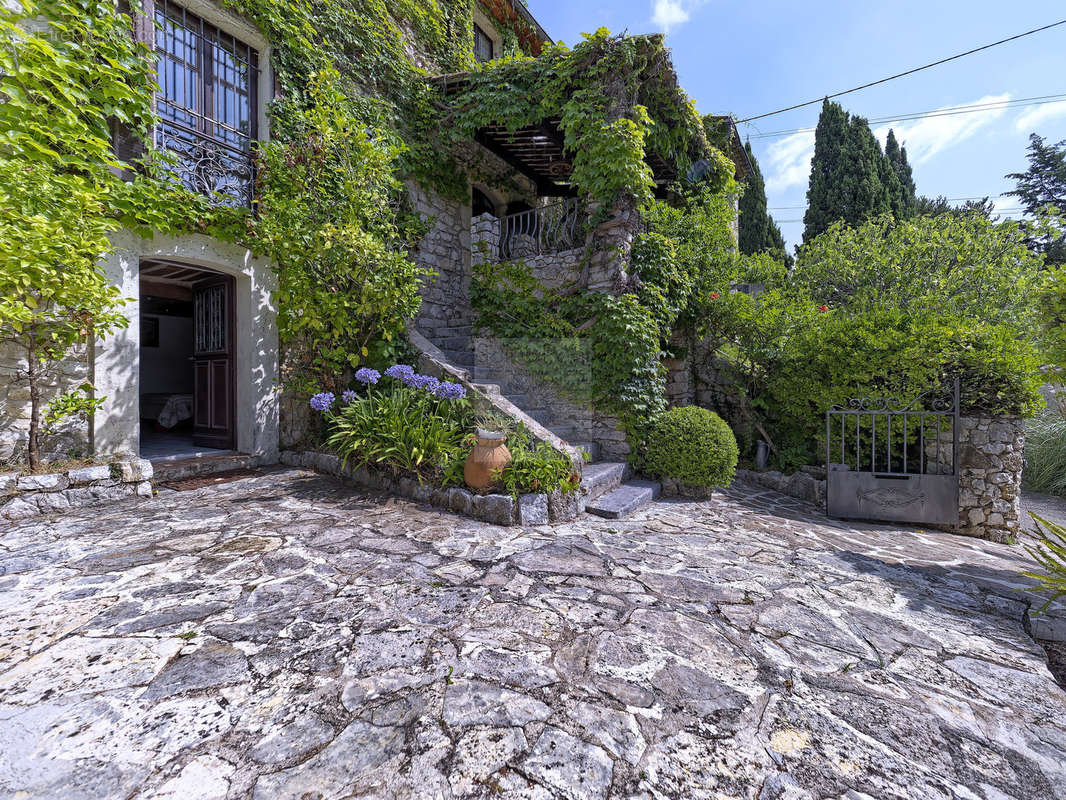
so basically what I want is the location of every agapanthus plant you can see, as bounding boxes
[310,392,335,413]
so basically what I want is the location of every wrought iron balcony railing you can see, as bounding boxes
[500,199,585,261]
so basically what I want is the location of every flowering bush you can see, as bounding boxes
[309,365,574,495]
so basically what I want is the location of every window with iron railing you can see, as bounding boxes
[473,23,494,63]
[154,0,259,208]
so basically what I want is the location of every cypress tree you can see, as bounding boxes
[803,100,851,242]
[738,140,770,254]
[803,101,893,241]
[738,140,793,267]
[884,129,917,218]
[844,116,892,224]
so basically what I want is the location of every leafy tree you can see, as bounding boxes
[738,141,792,267]
[803,101,892,241]
[792,213,1043,328]
[914,195,995,218]
[1006,134,1066,264]
[884,129,917,218]
[0,0,152,468]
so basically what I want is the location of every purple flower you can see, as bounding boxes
[355,367,380,385]
[385,364,415,380]
[433,381,466,400]
[410,374,441,393]
[309,392,335,413]
[341,389,357,404]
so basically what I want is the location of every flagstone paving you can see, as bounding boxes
[1,467,1065,800]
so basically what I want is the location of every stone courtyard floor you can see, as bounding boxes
[1,468,1065,800]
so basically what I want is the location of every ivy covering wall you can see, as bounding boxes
[3,0,737,448]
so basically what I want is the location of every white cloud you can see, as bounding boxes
[764,130,816,193]
[873,94,1010,165]
[1014,101,1066,133]
[651,0,704,32]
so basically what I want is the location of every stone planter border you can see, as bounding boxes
[0,459,154,521]
[280,450,579,526]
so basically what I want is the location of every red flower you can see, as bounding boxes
[711,292,720,299]
[819,305,829,312]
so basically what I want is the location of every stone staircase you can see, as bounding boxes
[468,362,661,521]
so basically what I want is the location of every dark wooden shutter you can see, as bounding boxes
[111,0,155,171]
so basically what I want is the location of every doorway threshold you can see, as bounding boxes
[151,451,259,483]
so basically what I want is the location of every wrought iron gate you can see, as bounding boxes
[826,380,959,526]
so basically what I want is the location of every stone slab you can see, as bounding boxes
[586,480,661,519]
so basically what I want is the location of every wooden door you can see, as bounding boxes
[192,276,235,449]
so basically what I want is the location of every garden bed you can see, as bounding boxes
[280,450,578,526]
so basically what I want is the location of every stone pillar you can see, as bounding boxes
[954,416,1025,543]
[584,197,641,293]
[470,213,500,267]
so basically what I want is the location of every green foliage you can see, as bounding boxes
[1023,515,1066,612]
[1040,263,1066,381]
[642,406,739,488]
[0,1,145,468]
[792,214,1044,328]
[43,386,105,433]
[703,212,1046,468]
[803,101,907,242]
[471,259,666,429]
[256,70,429,387]
[326,380,474,483]
[884,130,917,219]
[1023,412,1066,497]
[492,425,580,498]
[444,29,723,211]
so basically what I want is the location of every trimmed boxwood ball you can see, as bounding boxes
[644,407,739,488]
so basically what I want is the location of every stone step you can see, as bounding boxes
[581,461,627,501]
[152,453,259,483]
[586,480,661,520]
[502,394,531,409]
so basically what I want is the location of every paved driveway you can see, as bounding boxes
[1,468,1064,799]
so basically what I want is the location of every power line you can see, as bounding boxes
[769,196,1012,209]
[737,18,1066,123]
[746,94,1066,140]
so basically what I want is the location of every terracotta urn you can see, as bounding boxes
[464,429,511,490]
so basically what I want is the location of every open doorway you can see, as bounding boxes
[139,260,236,460]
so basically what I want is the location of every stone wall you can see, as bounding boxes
[1,458,154,521]
[0,341,92,466]
[472,336,629,461]
[951,416,1025,544]
[411,182,473,352]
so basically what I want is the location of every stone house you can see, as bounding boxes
[1,0,744,482]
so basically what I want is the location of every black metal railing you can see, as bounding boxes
[499,199,584,260]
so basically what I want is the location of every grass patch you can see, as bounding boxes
[1024,412,1066,496]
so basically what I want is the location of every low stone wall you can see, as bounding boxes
[1,459,154,521]
[280,450,579,526]
[735,467,827,507]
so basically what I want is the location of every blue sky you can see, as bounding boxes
[529,0,1066,250]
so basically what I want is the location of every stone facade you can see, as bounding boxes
[470,213,584,292]
[411,182,474,357]
[0,341,92,465]
[951,416,1025,543]
[0,458,154,521]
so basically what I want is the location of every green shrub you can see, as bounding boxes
[491,424,581,498]
[1023,515,1066,612]
[1024,412,1066,496]
[643,406,739,488]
